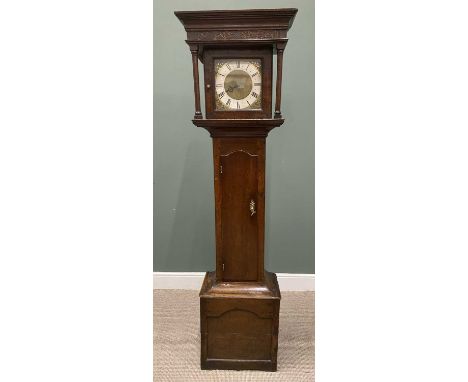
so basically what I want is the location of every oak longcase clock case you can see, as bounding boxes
[175,8,297,372]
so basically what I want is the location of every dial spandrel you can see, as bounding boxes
[214,59,262,111]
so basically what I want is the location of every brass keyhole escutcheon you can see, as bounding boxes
[249,200,256,216]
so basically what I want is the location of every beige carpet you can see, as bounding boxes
[154,289,315,381]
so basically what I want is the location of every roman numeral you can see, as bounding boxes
[251,92,258,98]
[226,63,231,70]
[246,64,250,70]
[252,72,258,77]
[226,99,231,106]
[218,91,225,98]
[247,100,251,106]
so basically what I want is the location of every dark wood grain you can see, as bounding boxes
[175,8,297,47]
[175,8,297,372]
[274,42,286,119]
[192,118,284,138]
[213,138,266,283]
[220,150,259,281]
[189,44,203,119]
[200,271,280,371]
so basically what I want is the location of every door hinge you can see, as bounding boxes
[222,263,225,271]
[220,165,223,174]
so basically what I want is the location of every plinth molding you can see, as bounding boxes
[153,272,315,291]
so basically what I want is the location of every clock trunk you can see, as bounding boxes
[214,138,265,282]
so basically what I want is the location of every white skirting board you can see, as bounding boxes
[153,272,315,291]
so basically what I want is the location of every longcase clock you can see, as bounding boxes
[175,8,298,372]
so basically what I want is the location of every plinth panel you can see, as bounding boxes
[206,309,272,360]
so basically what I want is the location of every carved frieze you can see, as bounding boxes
[188,30,286,41]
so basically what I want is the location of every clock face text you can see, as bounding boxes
[214,59,262,110]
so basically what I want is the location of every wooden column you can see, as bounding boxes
[274,43,286,119]
[190,44,203,119]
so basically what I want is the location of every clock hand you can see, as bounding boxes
[226,83,239,93]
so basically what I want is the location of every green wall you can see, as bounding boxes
[154,0,314,273]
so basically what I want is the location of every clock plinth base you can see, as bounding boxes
[199,271,281,372]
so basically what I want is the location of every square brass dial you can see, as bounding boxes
[214,59,262,111]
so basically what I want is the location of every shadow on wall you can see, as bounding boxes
[167,139,215,271]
